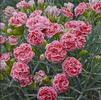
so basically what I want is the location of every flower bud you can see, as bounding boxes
[40,54,45,61]
[0,60,6,71]
[0,22,5,30]
[94,55,101,62]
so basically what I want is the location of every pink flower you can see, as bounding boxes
[0,60,6,71]
[45,6,60,17]
[29,10,42,18]
[61,7,73,18]
[19,75,32,87]
[3,6,16,17]
[10,62,32,87]
[9,12,27,27]
[8,35,18,45]
[65,20,92,36]
[34,70,46,84]
[0,35,6,44]
[64,2,74,10]
[74,2,88,17]
[0,52,10,62]
[45,40,67,63]
[62,57,82,77]
[14,43,34,63]
[60,30,86,51]
[43,23,62,38]
[91,2,101,14]
[27,30,44,46]
[37,86,57,100]
[0,22,5,30]
[60,33,77,51]
[26,15,50,31]
[28,0,35,6]
[16,0,30,9]
[53,73,69,93]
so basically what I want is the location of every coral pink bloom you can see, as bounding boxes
[74,2,88,17]
[26,15,50,31]
[0,35,6,44]
[10,62,32,87]
[60,30,86,51]
[14,43,34,63]
[9,12,27,27]
[61,7,73,18]
[91,2,101,14]
[60,33,77,51]
[62,57,82,77]
[16,0,30,9]
[37,86,57,100]
[53,73,69,93]
[45,40,67,63]
[65,20,92,36]
[8,35,18,45]
[27,30,44,46]
[43,23,62,38]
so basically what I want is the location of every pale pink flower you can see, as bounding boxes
[27,30,44,46]
[28,0,35,6]
[53,73,69,93]
[37,86,57,100]
[74,2,88,17]
[16,0,30,9]
[8,35,18,45]
[0,35,6,44]
[0,23,5,30]
[9,12,27,27]
[34,70,46,84]
[3,6,16,17]
[62,57,82,77]
[64,2,74,10]
[61,7,73,18]
[0,60,6,71]
[14,43,34,63]
[10,62,32,87]
[45,6,60,17]
[45,40,67,63]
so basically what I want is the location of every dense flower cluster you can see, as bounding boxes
[1,0,100,99]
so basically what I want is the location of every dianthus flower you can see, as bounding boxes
[37,86,57,100]
[62,57,82,77]
[14,43,34,63]
[53,73,69,93]
[45,40,67,63]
